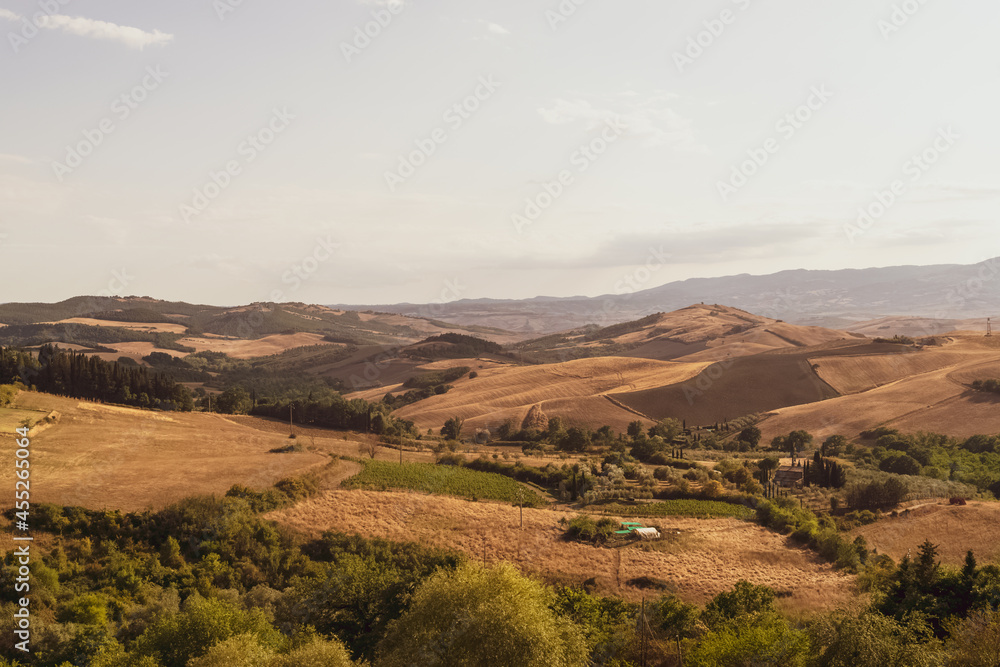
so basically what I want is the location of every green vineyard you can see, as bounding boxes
[600,499,755,520]
[343,460,545,507]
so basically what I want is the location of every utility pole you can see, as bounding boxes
[988,318,993,337]
[639,598,648,667]
[289,405,294,437]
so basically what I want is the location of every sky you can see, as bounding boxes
[1,0,998,307]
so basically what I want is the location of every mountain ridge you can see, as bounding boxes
[332,257,1000,334]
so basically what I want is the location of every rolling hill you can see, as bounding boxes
[379,306,1000,436]
[514,303,858,363]
[390,356,711,432]
[0,297,520,361]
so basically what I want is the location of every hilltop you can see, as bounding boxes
[514,303,857,363]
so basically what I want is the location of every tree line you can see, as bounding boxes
[0,344,193,410]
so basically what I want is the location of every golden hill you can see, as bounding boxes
[392,356,710,432]
[758,334,1000,442]
[521,304,858,364]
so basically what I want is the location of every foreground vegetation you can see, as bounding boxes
[4,475,1000,665]
[341,459,544,507]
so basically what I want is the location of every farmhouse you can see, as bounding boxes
[773,465,804,488]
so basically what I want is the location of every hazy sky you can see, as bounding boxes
[1,0,998,307]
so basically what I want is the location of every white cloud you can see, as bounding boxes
[0,154,34,165]
[486,22,509,35]
[0,10,172,50]
[538,92,704,152]
[39,14,172,49]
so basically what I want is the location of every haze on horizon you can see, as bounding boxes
[1,0,998,307]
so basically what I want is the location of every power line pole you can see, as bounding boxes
[289,405,294,437]
[639,598,647,667]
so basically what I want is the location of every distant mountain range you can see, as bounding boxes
[334,257,1000,335]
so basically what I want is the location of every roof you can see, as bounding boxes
[773,466,804,484]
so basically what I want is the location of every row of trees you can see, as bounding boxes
[0,344,193,410]
[251,395,417,437]
[803,452,848,489]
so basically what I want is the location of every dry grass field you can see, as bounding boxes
[550,305,856,365]
[0,406,50,431]
[847,316,991,338]
[853,502,1000,565]
[176,332,340,358]
[93,342,186,363]
[347,358,513,402]
[392,356,709,431]
[268,489,854,612]
[44,318,189,334]
[812,349,972,395]
[760,335,1000,441]
[0,392,329,512]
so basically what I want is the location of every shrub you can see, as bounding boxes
[653,466,674,481]
[566,515,617,543]
[845,477,908,510]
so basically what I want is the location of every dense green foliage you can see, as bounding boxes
[0,345,192,410]
[803,452,847,489]
[873,335,916,344]
[6,467,1000,666]
[564,515,618,543]
[463,456,579,492]
[403,333,503,359]
[402,366,470,390]
[342,460,545,506]
[852,428,1000,496]
[251,395,410,434]
[376,562,589,667]
[0,323,190,351]
[144,347,356,397]
[440,416,464,440]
